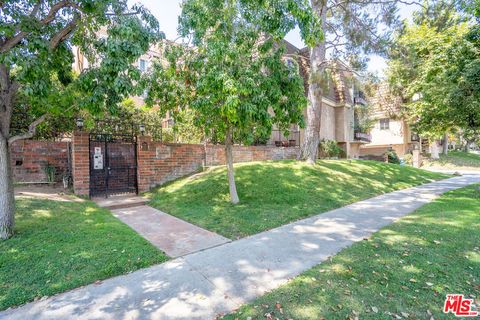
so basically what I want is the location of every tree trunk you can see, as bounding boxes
[442,132,448,155]
[0,136,15,239]
[0,64,16,240]
[299,0,327,164]
[225,127,239,204]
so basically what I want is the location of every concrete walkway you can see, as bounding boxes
[111,206,230,257]
[2,175,478,320]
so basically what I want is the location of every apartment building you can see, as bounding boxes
[270,41,371,158]
[359,83,420,158]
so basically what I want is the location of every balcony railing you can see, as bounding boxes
[268,130,300,147]
[354,96,368,106]
[354,90,368,106]
[354,131,372,143]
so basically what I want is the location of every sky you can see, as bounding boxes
[132,0,419,76]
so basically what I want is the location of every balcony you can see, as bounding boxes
[269,130,300,147]
[354,131,372,143]
[354,91,368,106]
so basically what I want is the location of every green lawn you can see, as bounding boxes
[224,184,480,320]
[0,196,168,311]
[148,160,448,239]
[423,151,480,171]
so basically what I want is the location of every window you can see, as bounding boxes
[379,118,390,130]
[139,59,149,73]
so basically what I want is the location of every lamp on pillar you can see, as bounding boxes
[139,124,146,135]
[76,118,84,130]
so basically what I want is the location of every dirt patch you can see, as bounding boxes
[14,184,83,202]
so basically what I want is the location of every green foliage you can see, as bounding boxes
[146,0,318,147]
[387,2,479,141]
[384,149,400,164]
[354,105,375,133]
[0,197,167,310]
[225,184,480,319]
[403,153,413,165]
[148,160,447,239]
[319,140,344,158]
[44,163,56,183]
[1,0,161,136]
[178,0,323,47]
[161,109,204,144]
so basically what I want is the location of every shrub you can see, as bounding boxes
[403,153,413,165]
[320,140,344,158]
[385,150,400,164]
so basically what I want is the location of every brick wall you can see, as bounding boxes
[72,131,90,196]
[11,134,300,196]
[137,136,205,192]
[10,140,69,183]
[206,145,299,166]
[137,136,299,192]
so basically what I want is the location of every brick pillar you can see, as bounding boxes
[137,135,153,193]
[412,149,422,168]
[72,131,90,196]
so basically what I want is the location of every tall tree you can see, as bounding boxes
[147,0,322,204]
[387,1,477,148]
[299,0,403,163]
[0,0,160,239]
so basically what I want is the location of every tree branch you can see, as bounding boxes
[49,15,80,49]
[8,114,48,144]
[0,1,82,53]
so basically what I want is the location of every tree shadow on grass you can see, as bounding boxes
[0,197,167,311]
[149,160,448,239]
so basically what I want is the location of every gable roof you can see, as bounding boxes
[282,40,354,106]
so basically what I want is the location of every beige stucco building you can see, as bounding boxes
[359,83,420,158]
[269,41,371,159]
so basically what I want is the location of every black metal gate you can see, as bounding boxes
[89,133,138,198]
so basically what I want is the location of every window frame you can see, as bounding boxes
[379,118,390,130]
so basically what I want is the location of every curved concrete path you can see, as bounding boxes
[2,175,478,320]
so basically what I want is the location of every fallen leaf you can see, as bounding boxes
[372,306,379,313]
[409,278,417,283]
[426,282,434,286]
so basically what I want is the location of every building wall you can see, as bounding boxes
[368,118,405,145]
[320,104,336,141]
[135,136,300,193]
[360,118,413,157]
[10,140,70,183]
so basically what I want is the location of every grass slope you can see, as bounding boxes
[423,151,480,171]
[0,197,168,311]
[225,184,480,320]
[149,160,447,239]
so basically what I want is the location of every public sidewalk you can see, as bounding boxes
[2,175,478,320]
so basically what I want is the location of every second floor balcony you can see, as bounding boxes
[354,90,368,106]
[354,130,372,143]
[268,129,301,147]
